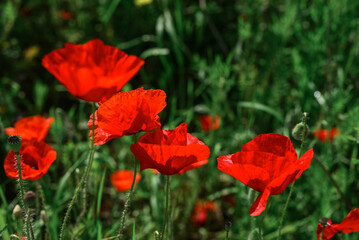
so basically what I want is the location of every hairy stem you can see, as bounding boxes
[37,182,51,240]
[277,113,308,240]
[117,134,138,239]
[15,152,31,240]
[161,175,170,240]
[59,102,97,240]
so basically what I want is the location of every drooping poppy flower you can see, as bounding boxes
[5,115,54,142]
[199,115,221,132]
[130,123,210,175]
[191,201,217,227]
[217,133,313,216]
[110,170,141,192]
[88,87,166,145]
[316,209,359,240]
[42,39,144,102]
[4,141,57,181]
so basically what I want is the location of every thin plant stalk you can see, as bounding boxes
[161,175,170,240]
[27,208,35,240]
[15,152,31,240]
[258,197,271,240]
[277,113,308,240]
[117,134,138,239]
[59,102,97,240]
[37,182,51,240]
[225,231,229,240]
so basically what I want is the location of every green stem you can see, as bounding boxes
[59,102,97,240]
[37,182,51,240]
[15,152,31,240]
[161,175,170,240]
[27,208,35,240]
[117,134,138,239]
[225,231,229,240]
[258,197,270,240]
[277,113,308,240]
[320,224,325,240]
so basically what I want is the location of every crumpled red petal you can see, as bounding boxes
[89,88,166,145]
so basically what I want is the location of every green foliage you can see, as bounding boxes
[1,0,359,239]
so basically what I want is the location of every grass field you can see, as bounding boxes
[1,0,359,239]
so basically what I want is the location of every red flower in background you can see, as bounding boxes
[60,10,72,20]
[42,39,144,102]
[313,127,340,143]
[4,142,57,180]
[217,133,313,216]
[199,115,221,131]
[191,201,216,226]
[313,129,328,142]
[110,170,141,192]
[88,88,166,145]
[328,127,340,142]
[5,115,54,142]
[316,209,359,240]
[131,123,210,175]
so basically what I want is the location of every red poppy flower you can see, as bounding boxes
[5,115,54,142]
[110,170,141,192]
[191,201,217,226]
[130,123,210,175]
[88,87,166,145]
[42,39,144,102]
[199,115,221,131]
[316,209,359,240]
[60,10,72,20]
[217,133,313,216]
[313,129,328,142]
[328,127,340,143]
[4,141,57,181]
[313,127,340,143]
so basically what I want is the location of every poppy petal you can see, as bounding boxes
[42,39,144,102]
[5,116,54,142]
[249,187,271,216]
[96,88,166,139]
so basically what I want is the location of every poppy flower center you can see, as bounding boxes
[22,154,39,170]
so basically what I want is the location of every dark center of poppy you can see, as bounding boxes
[22,154,39,170]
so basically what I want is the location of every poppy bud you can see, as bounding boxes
[225,220,232,232]
[24,191,36,207]
[8,135,22,153]
[291,123,308,141]
[12,204,22,219]
[153,231,160,240]
[40,210,46,221]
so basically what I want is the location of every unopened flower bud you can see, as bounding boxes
[292,122,308,141]
[225,220,232,232]
[12,204,22,218]
[8,135,22,153]
[24,191,36,207]
[40,210,46,221]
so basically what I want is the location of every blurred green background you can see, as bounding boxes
[1,0,359,239]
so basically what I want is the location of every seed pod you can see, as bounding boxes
[8,135,22,153]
